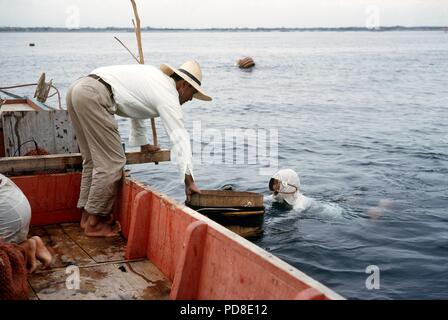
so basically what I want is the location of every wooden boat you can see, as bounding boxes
[3,170,343,300]
[0,95,344,300]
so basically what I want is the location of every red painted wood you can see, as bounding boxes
[113,179,130,238]
[142,191,194,282]
[114,179,141,239]
[147,190,161,265]
[157,201,169,276]
[294,288,327,300]
[29,209,81,226]
[170,221,208,300]
[12,173,82,226]
[125,190,152,260]
[197,227,311,300]
[2,99,28,105]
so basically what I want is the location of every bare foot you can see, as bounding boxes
[31,236,52,269]
[84,214,121,237]
[19,238,37,273]
[80,210,89,229]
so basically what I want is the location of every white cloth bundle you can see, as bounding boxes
[0,174,31,243]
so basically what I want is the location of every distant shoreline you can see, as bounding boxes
[1,26,447,32]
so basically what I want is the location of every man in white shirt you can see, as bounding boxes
[66,60,212,237]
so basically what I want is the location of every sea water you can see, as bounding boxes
[1,31,447,299]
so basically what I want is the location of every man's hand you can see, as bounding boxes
[185,174,201,203]
[140,144,160,153]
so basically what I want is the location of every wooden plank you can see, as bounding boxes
[0,105,75,156]
[125,150,170,165]
[113,179,133,238]
[0,150,170,174]
[124,260,171,299]
[28,260,171,300]
[1,154,81,173]
[157,201,169,277]
[61,223,127,263]
[189,190,264,208]
[2,110,57,156]
[125,191,152,260]
[0,103,35,114]
[170,221,208,300]
[1,99,28,105]
[53,110,78,154]
[29,225,95,268]
[29,264,130,300]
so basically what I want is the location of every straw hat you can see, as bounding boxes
[160,60,212,101]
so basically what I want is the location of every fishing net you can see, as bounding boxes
[0,239,29,300]
[24,147,50,156]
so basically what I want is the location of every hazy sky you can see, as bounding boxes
[1,0,447,28]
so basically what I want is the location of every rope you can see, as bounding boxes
[13,139,38,156]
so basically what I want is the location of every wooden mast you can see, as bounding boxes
[130,0,158,150]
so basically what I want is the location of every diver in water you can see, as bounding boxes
[268,169,312,211]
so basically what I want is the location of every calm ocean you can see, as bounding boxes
[1,31,447,299]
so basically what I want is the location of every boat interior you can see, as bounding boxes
[28,222,171,300]
[10,171,343,300]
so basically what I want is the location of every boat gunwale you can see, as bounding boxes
[125,177,345,300]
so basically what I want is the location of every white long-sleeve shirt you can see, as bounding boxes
[91,64,193,182]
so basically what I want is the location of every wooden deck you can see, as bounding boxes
[27,223,171,300]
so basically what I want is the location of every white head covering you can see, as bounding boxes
[271,169,301,206]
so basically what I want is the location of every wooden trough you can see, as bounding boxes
[187,190,265,238]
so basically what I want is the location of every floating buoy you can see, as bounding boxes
[237,57,255,69]
[29,43,35,47]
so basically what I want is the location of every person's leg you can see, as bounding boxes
[30,236,52,268]
[18,238,37,273]
[70,77,126,237]
[67,80,94,229]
